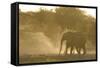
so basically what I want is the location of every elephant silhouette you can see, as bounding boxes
[59,32,86,55]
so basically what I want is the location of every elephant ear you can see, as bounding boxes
[65,32,75,40]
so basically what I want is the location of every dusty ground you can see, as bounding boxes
[19,54,96,64]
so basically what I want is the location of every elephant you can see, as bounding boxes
[59,32,86,55]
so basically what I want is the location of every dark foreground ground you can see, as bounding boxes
[19,54,96,64]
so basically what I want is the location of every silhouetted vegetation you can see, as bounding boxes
[19,7,96,47]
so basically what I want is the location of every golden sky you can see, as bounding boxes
[19,4,96,17]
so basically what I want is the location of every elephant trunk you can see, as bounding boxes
[59,35,65,55]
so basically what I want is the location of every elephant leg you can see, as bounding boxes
[78,47,86,55]
[76,45,85,55]
[70,46,74,55]
[65,45,70,55]
[59,41,64,55]
[65,45,67,55]
[78,48,81,55]
[75,46,81,55]
[82,47,86,55]
[75,47,79,54]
